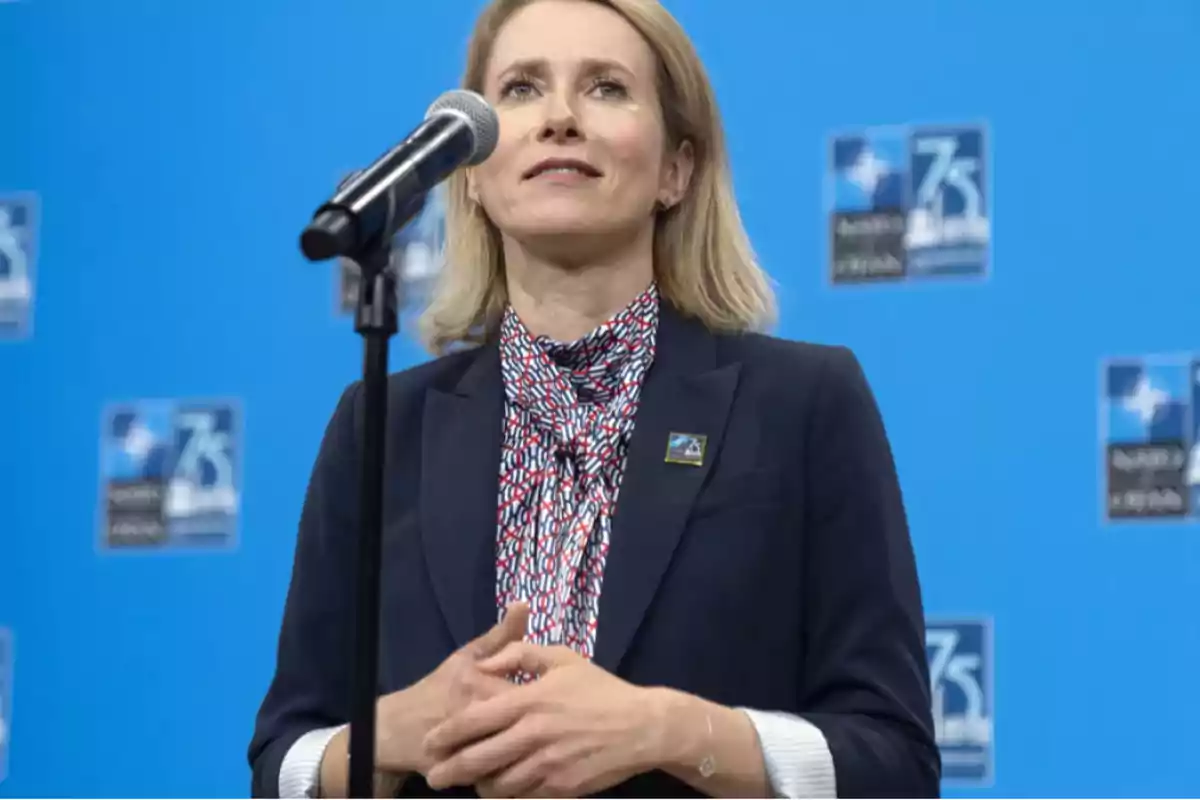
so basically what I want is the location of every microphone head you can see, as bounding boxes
[426,89,500,167]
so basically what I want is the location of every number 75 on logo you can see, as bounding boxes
[926,618,994,785]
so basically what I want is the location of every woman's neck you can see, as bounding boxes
[503,234,655,343]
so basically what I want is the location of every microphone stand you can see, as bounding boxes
[347,241,397,800]
[304,177,427,800]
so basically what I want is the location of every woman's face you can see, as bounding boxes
[470,0,691,249]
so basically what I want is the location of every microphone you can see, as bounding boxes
[299,89,499,262]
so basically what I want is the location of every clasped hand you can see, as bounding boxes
[421,634,664,797]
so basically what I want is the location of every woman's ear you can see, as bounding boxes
[466,168,480,204]
[659,139,695,210]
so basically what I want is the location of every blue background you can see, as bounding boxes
[2,0,1199,796]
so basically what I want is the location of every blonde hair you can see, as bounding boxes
[416,0,776,355]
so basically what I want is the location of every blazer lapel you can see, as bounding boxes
[420,343,505,649]
[592,305,741,673]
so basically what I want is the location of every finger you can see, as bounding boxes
[448,667,511,716]
[425,718,543,791]
[424,684,535,755]
[476,642,577,676]
[466,602,530,659]
[474,779,505,799]
[469,671,516,702]
[479,747,558,799]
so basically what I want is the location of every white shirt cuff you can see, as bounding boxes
[278,724,347,799]
[740,708,837,798]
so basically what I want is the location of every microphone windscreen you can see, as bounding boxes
[426,89,500,166]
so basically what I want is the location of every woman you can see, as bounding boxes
[248,0,939,797]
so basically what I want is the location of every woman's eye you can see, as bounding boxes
[591,79,628,99]
[501,79,537,100]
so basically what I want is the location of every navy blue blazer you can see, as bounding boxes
[248,302,939,798]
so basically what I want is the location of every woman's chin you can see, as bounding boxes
[506,221,622,251]
[509,210,613,237]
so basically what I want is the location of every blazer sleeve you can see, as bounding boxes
[797,347,941,798]
[247,381,363,798]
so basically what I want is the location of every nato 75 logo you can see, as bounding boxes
[1101,356,1199,521]
[99,399,241,550]
[926,618,993,786]
[0,627,11,785]
[0,192,38,341]
[826,124,989,284]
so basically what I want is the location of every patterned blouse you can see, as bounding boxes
[494,282,659,660]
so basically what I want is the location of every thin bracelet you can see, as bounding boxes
[699,711,717,778]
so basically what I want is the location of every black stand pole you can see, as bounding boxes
[302,178,426,799]
[347,245,397,799]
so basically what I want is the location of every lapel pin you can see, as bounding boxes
[665,432,706,466]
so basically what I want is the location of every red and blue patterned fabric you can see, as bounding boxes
[495,282,659,661]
